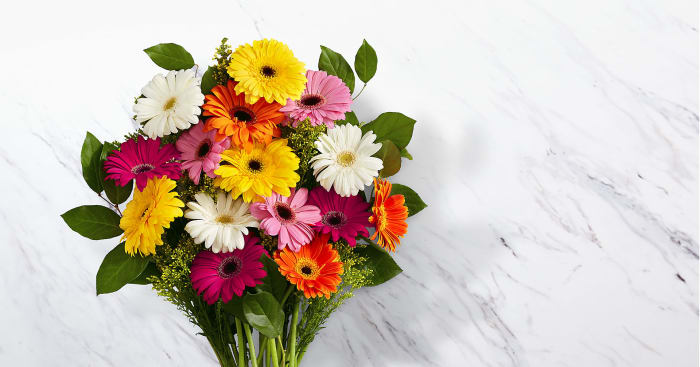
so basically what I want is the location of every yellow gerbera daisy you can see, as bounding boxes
[214,139,300,202]
[120,176,184,256]
[227,39,307,105]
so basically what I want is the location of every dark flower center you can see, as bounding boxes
[300,94,324,108]
[131,163,155,174]
[248,159,262,172]
[301,266,312,275]
[218,256,242,279]
[322,211,347,228]
[233,108,255,123]
[275,203,295,221]
[197,142,211,158]
[260,66,276,78]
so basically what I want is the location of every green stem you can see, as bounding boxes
[280,284,295,306]
[276,336,285,367]
[257,336,268,367]
[352,83,367,100]
[268,339,280,367]
[244,323,258,367]
[235,318,246,366]
[288,300,299,367]
[297,346,308,366]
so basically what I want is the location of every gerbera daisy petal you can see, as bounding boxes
[251,189,321,252]
[368,178,409,252]
[280,70,352,128]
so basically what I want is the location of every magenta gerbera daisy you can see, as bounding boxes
[103,136,181,191]
[190,235,267,304]
[307,187,371,247]
[279,70,352,128]
[175,121,230,184]
[250,188,322,252]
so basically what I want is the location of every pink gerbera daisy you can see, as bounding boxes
[190,235,267,304]
[104,136,181,191]
[175,121,230,184]
[250,188,322,252]
[279,70,352,128]
[307,187,371,247]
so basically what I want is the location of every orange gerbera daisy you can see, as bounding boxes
[369,178,408,252]
[274,233,343,299]
[202,80,285,151]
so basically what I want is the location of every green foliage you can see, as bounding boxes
[282,120,326,188]
[335,111,360,126]
[96,243,150,295]
[243,291,285,338]
[295,242,372,354]
[400,147,413,160]
[211,38,232,86]
[99,142,132,204]
[390,184,427,216]
[61,205,122,240]
[129,262,160,285]
[258,255,288,302]
[375,140,401,177]
[354,40,378,83]
[354,243,402,286]
[81,132,103,193]
[143,43,195,70]
[201,66,216,94]
[361,112,416,151]
[318,46,355,93]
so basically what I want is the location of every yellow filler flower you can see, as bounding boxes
[120,176,184,256]
[227,39,307,105]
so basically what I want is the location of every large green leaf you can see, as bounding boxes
[400,147,413,160]
[318,46,355,94]
[258,255,288,302]
[129,262,160,285]
[81,132,103,193]
[355,244,402,286]
[375,140,401,178]
[354,39,377,83]
[390,184,427,217]
[223,295,246,320]
[144,43,195,70]
[335,111,360,126]
[99,142,132,204]
[201,66,216,95]
[243,291,284,338]
[361,112,416,150]
[96,243,150,295]
[61,205,122,240]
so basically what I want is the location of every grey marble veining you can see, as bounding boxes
[0,0,697,366]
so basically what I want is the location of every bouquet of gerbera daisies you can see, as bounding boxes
[62,38,426,366]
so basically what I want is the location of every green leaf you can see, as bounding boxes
[129,262,160,285]
[354,39,378,84]
[223,295,246,320]
[318,46,355,94]
[355,244,402,286]
[361,112,416,150]
[242,291,284,338]
[143,43,195,70]
[81,132,103,193]
[390,184,427,217]
[400,147,413,160]
[61,205,123,240]
[96,243,150,295]
[258,255,288,302]
[99,142,132,204]
[375,140,401,178]
[201,66,216,94]
[335,111,360,126]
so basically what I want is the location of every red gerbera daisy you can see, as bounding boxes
[103,136,181,191]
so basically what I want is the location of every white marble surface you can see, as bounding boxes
[0,0,697,366]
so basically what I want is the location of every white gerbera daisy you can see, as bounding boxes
[184,191,259,253]
[310,124,383,197]
[134,69,205,139]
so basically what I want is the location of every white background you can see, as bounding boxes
[0,1,697,366]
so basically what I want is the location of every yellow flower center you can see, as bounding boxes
[163,97,177,111]
[295,258,320,280]
[374,206,387,232]
[216,215,236,224]
[337,151,356,167]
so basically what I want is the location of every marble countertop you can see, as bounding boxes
[0,0,697,366]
